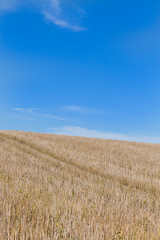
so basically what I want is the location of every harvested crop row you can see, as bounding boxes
[0,131,160,239]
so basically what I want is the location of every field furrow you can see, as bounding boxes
[0,131,160,239]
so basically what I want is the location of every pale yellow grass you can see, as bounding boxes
[0,130,160,239]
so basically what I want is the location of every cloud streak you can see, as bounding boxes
[13,108,39,113]
[12,107,67,121]
[51,126,160,144]
[44,12,86,31]
[0,0,86,31]
[60,105,100,114]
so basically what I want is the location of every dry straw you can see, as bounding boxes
[0,130,160,239]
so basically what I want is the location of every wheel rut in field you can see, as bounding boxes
[0,132,159,196]
[0,132,115,181]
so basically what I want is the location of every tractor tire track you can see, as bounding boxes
[0,132,159,197]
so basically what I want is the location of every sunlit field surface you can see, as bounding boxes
[0,131,160,239]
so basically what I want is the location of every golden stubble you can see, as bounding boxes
[0,130,160,239]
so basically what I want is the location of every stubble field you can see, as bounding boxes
[0,130,160,239]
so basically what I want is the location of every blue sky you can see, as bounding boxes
[0,0,160,143]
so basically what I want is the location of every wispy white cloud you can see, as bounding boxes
[12,107,67,121]
[60,105,119,115]
[39,113,67,121]
[51,126,160,144]
[61,105,99,114]
[12,108,24,112]
[13,107,39,113]
[0,0,86,31]
[44,12,86,31]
